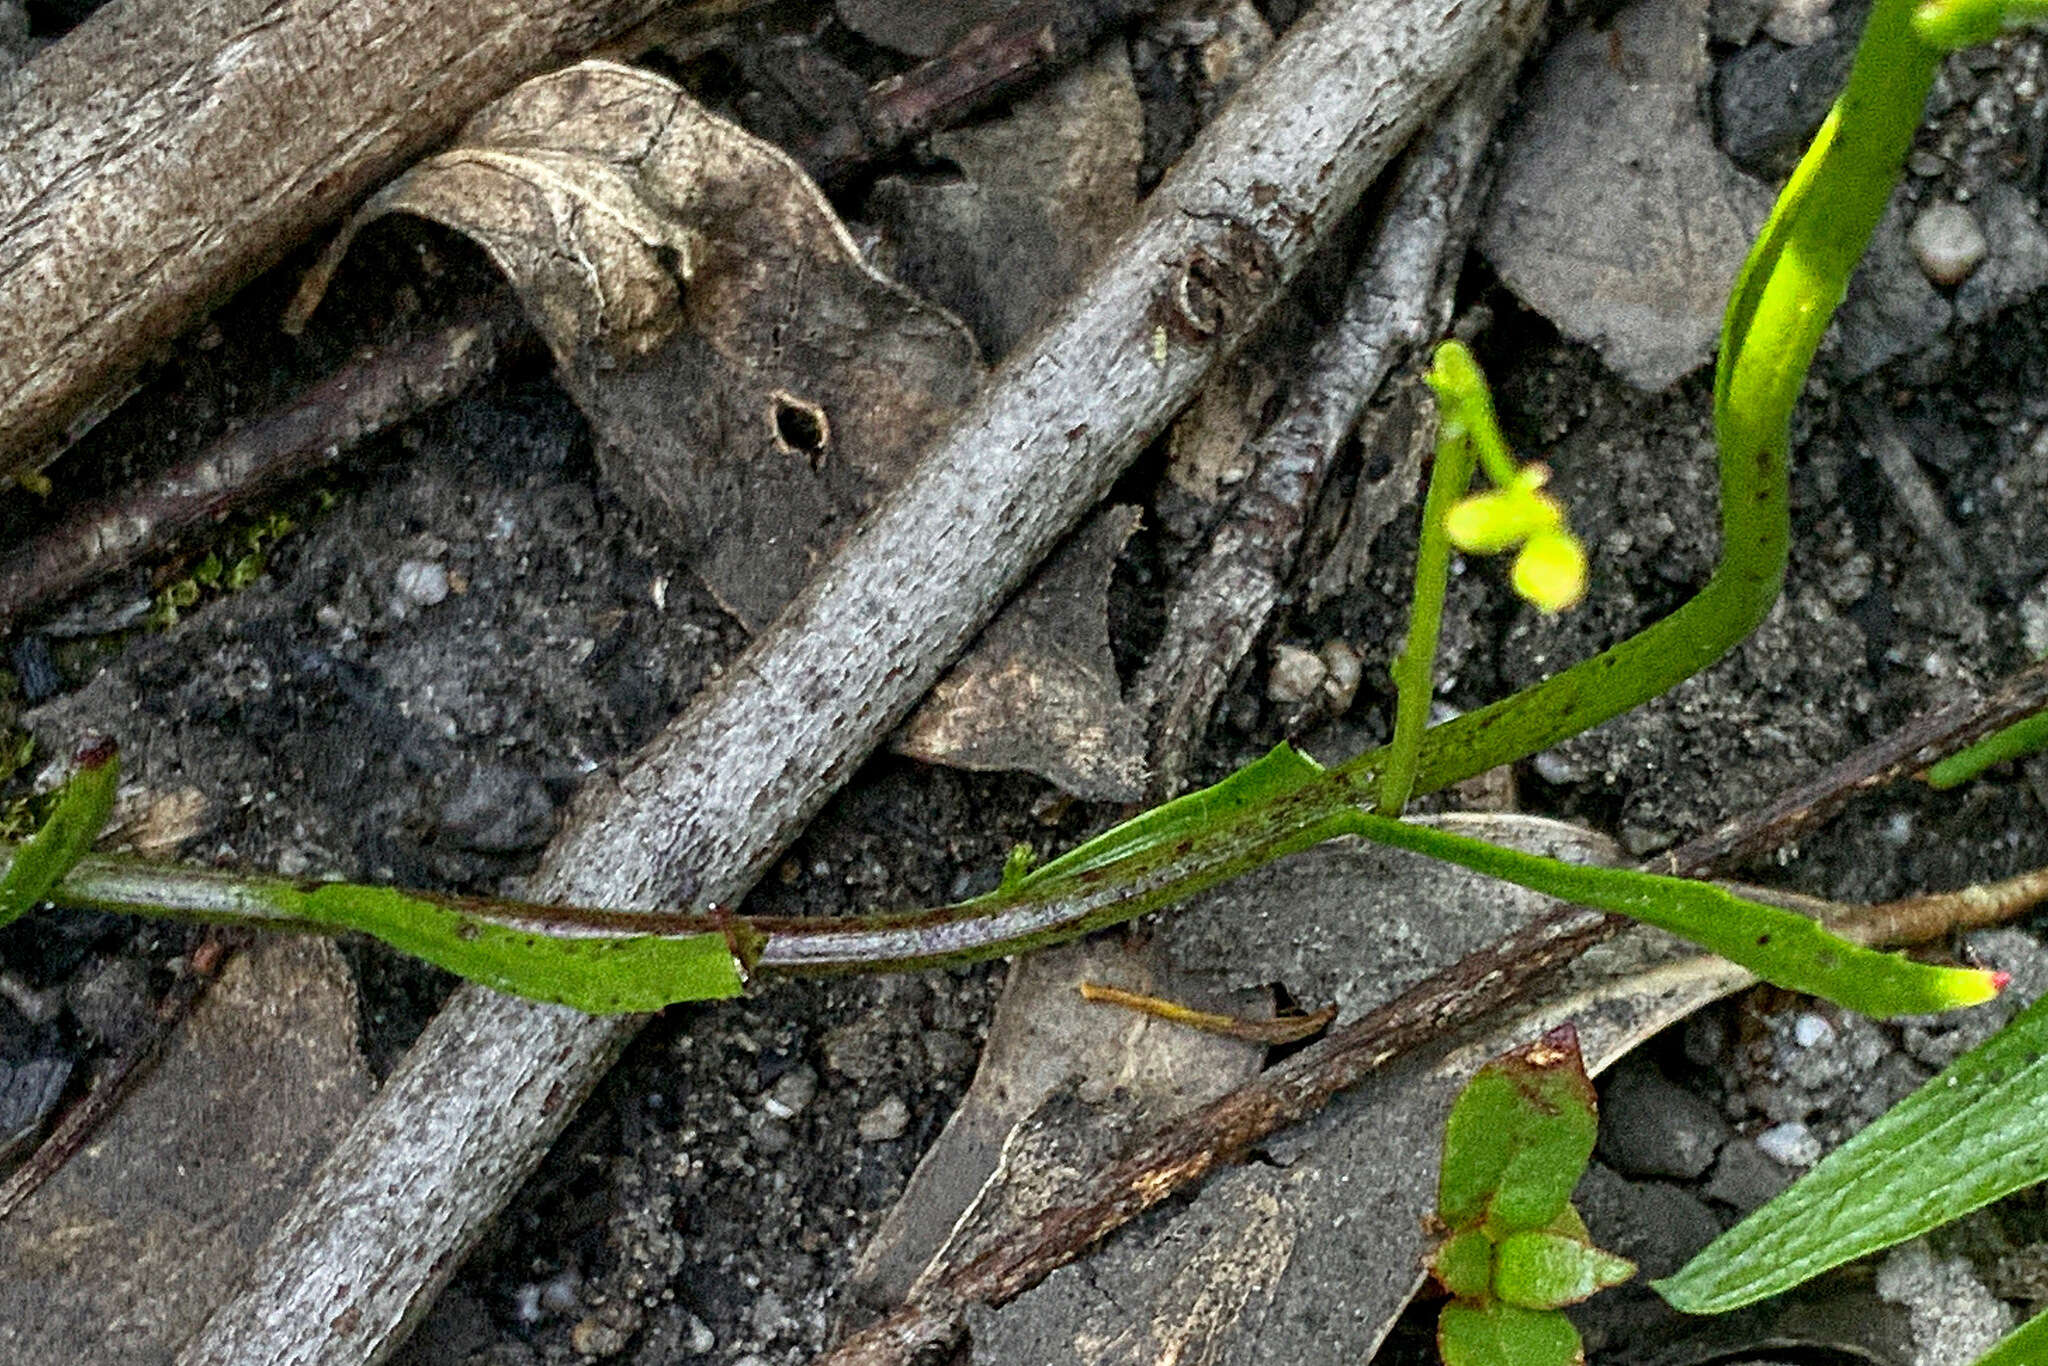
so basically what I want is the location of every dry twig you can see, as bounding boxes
[1133,17,1524,793]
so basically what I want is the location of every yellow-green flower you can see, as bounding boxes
[1442,465,1588,615]
[1512,528,1589,614]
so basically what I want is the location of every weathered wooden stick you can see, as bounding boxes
[172,3,1527,1362]
[0,306,523,635]
[1134,39,1511,793]
[0,0,689,483]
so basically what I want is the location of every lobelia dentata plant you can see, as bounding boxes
[6,0,2048,1356]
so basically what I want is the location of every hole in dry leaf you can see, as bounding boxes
[771,393,831,468]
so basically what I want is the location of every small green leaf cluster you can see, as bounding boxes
[1431,1026,1634,1366]
[147,507,298,629]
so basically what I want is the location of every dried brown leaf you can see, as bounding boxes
[293,61,983,629]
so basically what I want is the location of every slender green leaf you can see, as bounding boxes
[1344,811,2000,1018]
[1439,1026,1599,1235]
[1493,1230,1636,1310]
[279,884,748,1012]
[1972,1304,2048,1366]
[1926,706,2048,788]
[1021,743,1321,886]
[1438,1301,1583,1366]
[1657,989,2048,1313]
[0,739,117,928]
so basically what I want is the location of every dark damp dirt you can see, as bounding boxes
[4,9,2048,1366]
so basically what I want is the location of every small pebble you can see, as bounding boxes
[1755,1120,1822,1167]
[1532,748,1591,786]
[1266,644,1327,704]
[393,558,450,609]
[1762,0,1834,44]
[1793,1012,1836,1049]
[684,1315,716,1355]
[750,1288,791,1337]
[539,1271,583,1315]
[747,1112,794,1155]
[761,1065,818,1120]
[570,1314,630,1358]
[857,1094,910,1143]
[1318,640,1364,711]
[1702,1138,1794,1214]
[1908,202,1988,287]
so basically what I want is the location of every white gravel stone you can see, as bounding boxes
[393,558,450,608]
[1908,202,1989,287]
[1266,644,1328,704]
[857,1094,910,1143]
[1792,1013,1835,1049]
[1754,1120,1822,1167]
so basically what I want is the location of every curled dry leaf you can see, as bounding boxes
[292,60,983,630]
[893,506,1149,800]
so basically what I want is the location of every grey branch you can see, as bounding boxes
[171,2,1531,1362]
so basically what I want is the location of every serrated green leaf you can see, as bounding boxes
[0,741,117,928]
[1345,811,2000,1018]
[1433,1228,1495,1300]
[1439,1027,1598,1235]
[1439,1301,1583,1366]
[1493,1229,1636,1309]
[280,884,748,1012]
[1657,988,2048,1313]
[1971,1304,2048,1366]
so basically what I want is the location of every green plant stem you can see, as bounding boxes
[11,776,1999,1016]
[1342,0,1937,801]
[1925,703,2048,787]
[1380,407,1475,815]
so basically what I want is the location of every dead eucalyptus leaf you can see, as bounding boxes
[893,506,1148,800]
[293,60,983,630]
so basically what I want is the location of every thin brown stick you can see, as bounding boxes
[815,651,2048,1365]
[1078,981,1336,1044]
[1655,652,2048,874]
[1843,865,2048,946]
[0,930,237,1220]
[0,307,522,635]
[792,0,1158,185]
